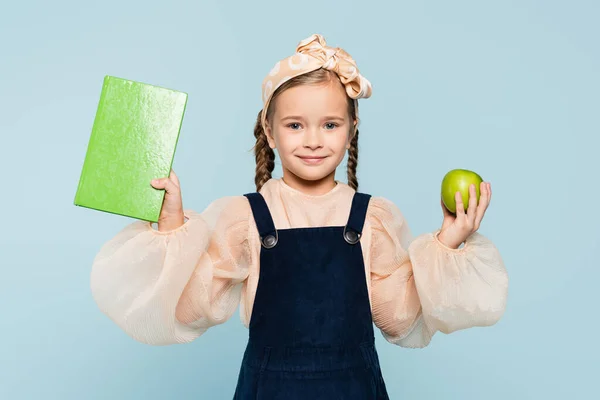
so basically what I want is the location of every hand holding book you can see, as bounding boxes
[150,169,185,232]
[74,76,188,223]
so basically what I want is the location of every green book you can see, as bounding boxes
[74,76,188,222]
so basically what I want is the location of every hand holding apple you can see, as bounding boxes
[437,169,492,249]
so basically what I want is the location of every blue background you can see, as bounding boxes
[1,0,598,398]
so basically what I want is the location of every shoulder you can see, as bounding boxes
[365,196,407,226]
[363,195,412,249]
[204,195,251,216]
[185,195,252,230]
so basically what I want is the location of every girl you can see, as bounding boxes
[90,34,509,399]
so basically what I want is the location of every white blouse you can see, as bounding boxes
[90,178,509,348]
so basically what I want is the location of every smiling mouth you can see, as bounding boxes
[297,155,328,164]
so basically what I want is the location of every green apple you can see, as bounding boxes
[441,169,483,213]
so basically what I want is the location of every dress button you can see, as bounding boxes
[262,234,278,248]
[344,228,360,244]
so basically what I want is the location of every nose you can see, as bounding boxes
[303,126,323,149]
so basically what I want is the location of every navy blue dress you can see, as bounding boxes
[233,191,390,399]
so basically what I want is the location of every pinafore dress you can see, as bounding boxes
[233,191,390,399]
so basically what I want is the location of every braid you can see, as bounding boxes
[347,128,359,191]
[253,110,275,192]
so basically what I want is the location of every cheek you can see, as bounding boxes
[327,131,351,151]
[274,132,301,152]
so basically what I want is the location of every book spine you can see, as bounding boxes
[74,76,111,205]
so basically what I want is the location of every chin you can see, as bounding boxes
[287,163,337,183]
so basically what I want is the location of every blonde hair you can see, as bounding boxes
[253,68,360,192]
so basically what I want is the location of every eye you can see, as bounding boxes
[324,122,339,130]
[287,123,302,130]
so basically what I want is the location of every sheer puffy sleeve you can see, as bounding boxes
[367,197,508,348]
[90,196,253,346]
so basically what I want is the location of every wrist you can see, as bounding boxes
[435,231,462,250]
[158,213,185,232]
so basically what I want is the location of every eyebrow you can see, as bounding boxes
[280,115,346,121]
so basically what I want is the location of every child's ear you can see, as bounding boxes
[265,124,276,149]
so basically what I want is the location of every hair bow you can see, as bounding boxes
[261,34,372,130]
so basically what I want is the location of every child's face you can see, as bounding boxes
[266,80,355,186]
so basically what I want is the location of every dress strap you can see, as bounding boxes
[243,192,278,249]
[343,192,372,244]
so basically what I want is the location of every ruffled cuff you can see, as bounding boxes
[407,231,509,334]
[90,209,213,345]
[382,314,436,349]
[145,212,193,235]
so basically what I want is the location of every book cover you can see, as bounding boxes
[74,75,188,222]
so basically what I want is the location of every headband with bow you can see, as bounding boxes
[260,34,372,131]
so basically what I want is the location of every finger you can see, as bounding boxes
[454,191,466,218]
[487,182,492,204]
[150,177,167,189]
[151,177,178,194]
[170,169,180,186]
[474,182,489,229]
[466,184,478,222]
[478,181,490,211]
